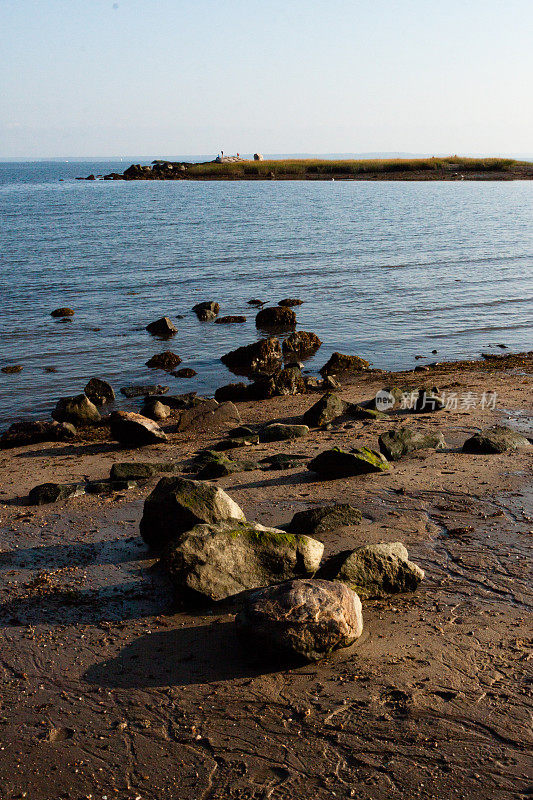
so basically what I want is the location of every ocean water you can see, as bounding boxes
[0,161,532,425]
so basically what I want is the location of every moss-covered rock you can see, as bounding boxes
[462,425,531,454]
[193,450,256,479]
[379,427,446,460]
[259,423,309,443]
[52,394,101,426]
[303,392,347,427]
[347,404,390,421]
[319,352,369,375]
[331,542,424,599]
[308,447,389,478]
[286,504,362,536]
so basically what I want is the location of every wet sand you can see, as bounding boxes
[0,355,531,799]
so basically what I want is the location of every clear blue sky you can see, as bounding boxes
[1,0,531,158]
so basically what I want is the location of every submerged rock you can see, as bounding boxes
[140,477,245,550]
[286,504,362,536]
[164,521,324,601]
[255,306,297,331]
[145,351,182,371]
[303,392,347,427]
[110,411,168,446]
[379,427,446,460]
[331,542,425,599]
[120,384,169,398]
[282,331,322,358]
[84,377,115,405]
[0,419,76,449]
[462,425,532,454]
[278,298,304,307]
[320,352,370,375]
[221,337,282,377]
[236,579,363,662]
[1,365,23,374]
[193,301,219,321]
[259,423,309,443]
[172,367,197,378]
[51,308,74,318]
[145,317,177,337]
[52,394,101,426]
[308,447,389,478]
[215,315,247,324]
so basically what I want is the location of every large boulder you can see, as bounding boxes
[251,366,306,399]
[462,425,532,454]
[145,317,177,337]
[221,337,282,377]
[379,427,446,461]
[259,423,309,443]
[303,392,347,427]
[319,352,370,376]
[308,447,389,478]
[193,301,219,321]
[282,331,322,358]
[52,394,101,426]
[255,306,296,331]
[140,477,245,550]
[286,504,362,536]
[236,579,363,662]
[110,410,168,446]
[331,542,424,599]
[0,419,76,449]
[84,377,115,405]
[164,521,324,601]
[145,351,182,371]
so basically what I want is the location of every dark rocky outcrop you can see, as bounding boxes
[141,399,171,420]
[260,453,308,471]
[330,542,424,599]
[51,308,74,318]
[247,299,264,307]
[120,384,169,398]
[303,392,347,427]
[215,316,247,324]
[140,477,245,550]
[172,367,197,378]
[1,365,23,374]
[221,337,282,377]
[52,394,101,426]
[110,411,168,446]
[286,504,362,536]
[250,366,306,399]
[193,301,219,321]
[462,425,532,454]
[145,317,177,337]
[319,352,370,376]
[379,427,446,460]
[282,331,322,358]
[308,447,389,478]
[214,382,251,402]
[0,419,76,449]
[236,579,363,662]
[84,377,115,405]
[164,521,324,601]
[255,306,297,331]
[145,351,182,371]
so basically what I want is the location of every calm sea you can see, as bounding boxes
[1,161,532,425]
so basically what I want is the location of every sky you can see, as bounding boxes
[0,0,532,158]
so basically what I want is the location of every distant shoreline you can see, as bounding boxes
[91,156,533,182]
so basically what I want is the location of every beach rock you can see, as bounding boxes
[332,542,425,599]
[194,451,255,479]
[323,375,341,390]
[215,315,247,324]
[120,384,169,398]
[260,453,307,471]
[282,331,322,358]
[145,317,177,337]
[236,579,363,662]
[365,386,405,411]
[110,462,175,481]
[164,521,324,601]
[221,337,282,376]
[173,400,241,433]
[278,298,304,307]
[462,425,532,454]
[0,419,76,449]
[141,399,171,420]
[286,504,362,536]
[84,377,115,405]
[320,352,370,376]
[379,427,446,460]
[308,447,389,478]
[145,351,182,371]
[214,382,251,402]
[251,366,306,399]
[303,392,347,427]
[172,367,197,378]
[110,411,168,447]
[255,306,297,331]
[193,301,219,320]
[259,423,309,443]
[52,394,101,426]
[140,477,246,550]
[149,391,197,408]
[51,308,74,318]
[347,404,389,420]
[28,482,85,505]
[413,389,445,413]
[211,434,259,450]
[1,364,23,374]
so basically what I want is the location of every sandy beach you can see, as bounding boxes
[0,352,531,799]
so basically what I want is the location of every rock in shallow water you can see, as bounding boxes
[84,377,115,405]
[282,330,322,358]
[164,522,324,601]
[236,578,363,662]
[140,477,245,550]
[221,337,282,377]
[145,317,177,337]
[145,351,182,371]
[319,352,370,375]
[462,425,531,454]
[255,306,297,331]
[52,394,101,426]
